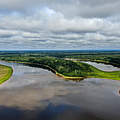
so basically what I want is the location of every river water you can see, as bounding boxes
[0,61,120,120]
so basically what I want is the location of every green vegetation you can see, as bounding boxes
[0,65,13,84]
[0,50,120,67]
[0,50,120,80]
[27,57,120,80]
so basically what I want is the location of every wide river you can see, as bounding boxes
[0,61,120,120]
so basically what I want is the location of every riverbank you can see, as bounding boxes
[0,64,13,84]
[1,61,85,80]
[22,62,85,80]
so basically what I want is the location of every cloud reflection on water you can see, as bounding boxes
[0,61,120,120]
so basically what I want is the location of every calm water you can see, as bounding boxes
[0,61,120,120]
[82,61,120,71]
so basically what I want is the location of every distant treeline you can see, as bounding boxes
[0,50,120,68]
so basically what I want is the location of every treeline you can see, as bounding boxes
[27,57,94,77]
[0,51,120,68]
[107,57,120,67]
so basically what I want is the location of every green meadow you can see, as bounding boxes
[0,65,13,84]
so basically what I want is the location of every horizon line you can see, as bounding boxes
[0,49,120,51]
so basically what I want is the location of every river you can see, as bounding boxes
[0,61,120,120]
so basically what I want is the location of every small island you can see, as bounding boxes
[0,64,13,84]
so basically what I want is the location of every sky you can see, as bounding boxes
[0,0,120,50]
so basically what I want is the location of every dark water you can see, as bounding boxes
[0,61,120,120]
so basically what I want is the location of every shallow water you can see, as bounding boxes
[0,61,120,120]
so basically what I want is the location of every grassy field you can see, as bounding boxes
[54,61,120,80]
[75,62,120,80]
[0,65,13,84]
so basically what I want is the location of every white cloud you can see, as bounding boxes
[0,1,120,49]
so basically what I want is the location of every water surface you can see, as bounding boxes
[0,61,120,120]
[82,61,120,71]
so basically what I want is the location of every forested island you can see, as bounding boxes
[0,50,120,80]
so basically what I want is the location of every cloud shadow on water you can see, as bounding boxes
[0,103,104,120]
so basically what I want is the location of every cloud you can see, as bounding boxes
[0,0,120,49]
[0,0,120,18]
